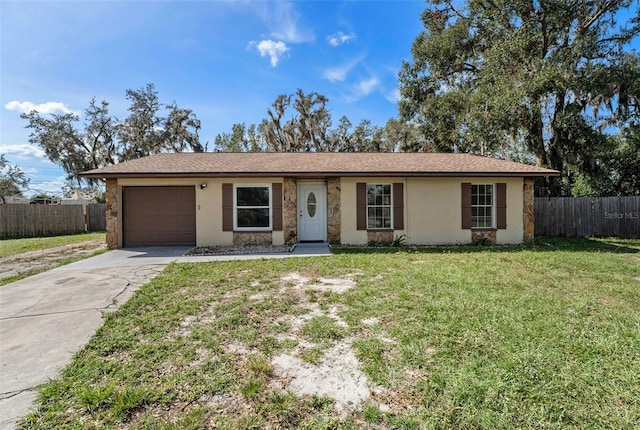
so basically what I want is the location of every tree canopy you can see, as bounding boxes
[214,89,420,153]
[0,154,30,203]
[21,84,204,186]
[399,0,640,195]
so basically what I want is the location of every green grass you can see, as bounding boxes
[0,232,105,258]
[301,315,348,343]
[21,237,640,429]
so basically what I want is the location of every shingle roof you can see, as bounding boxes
[81,152,559,178]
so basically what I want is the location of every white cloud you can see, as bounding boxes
[324,67,349,83]
[385,88,401,104]
[250,39,290,67]
[4,100,76,115]
[323,55,366,83]
[327,31,356,47]
[0,143,46,160]
[26,176,67,197]
[267,2,314,43]
[344,76,381,103]
[355,77,380,96]
[22,166,40,175]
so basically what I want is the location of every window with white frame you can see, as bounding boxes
[235,185,271,229]
[471,184,494,228]
[367,184,392,229]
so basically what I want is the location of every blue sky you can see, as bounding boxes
[1,0,426,196]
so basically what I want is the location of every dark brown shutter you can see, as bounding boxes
[461,182,472,229]
[496,182,507,229]
[393,183,404,230]
[272,183,283,231]
[222,183,233,231]
[356,182,366,230]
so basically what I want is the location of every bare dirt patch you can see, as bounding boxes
[0,238,106,282]
[272,340,371,414]
[281,271,358,293]
[268,272,375,414]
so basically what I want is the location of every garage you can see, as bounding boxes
[122,186,196,247]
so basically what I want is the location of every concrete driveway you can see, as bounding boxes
[0,244,330,429]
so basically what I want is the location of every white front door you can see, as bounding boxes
[298,182,326,242]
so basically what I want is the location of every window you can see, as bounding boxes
[367,184,392,229]
[357,182,404,231]
[235,185,271,229]
[471,184,494,228]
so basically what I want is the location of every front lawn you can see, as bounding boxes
[23,238,640,429]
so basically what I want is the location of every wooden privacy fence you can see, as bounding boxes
[0,203,106,239]
[535,196,640,238]
[86,203,106,232]
[0,204,85,239]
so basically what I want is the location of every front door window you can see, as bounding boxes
[307,192,317,218]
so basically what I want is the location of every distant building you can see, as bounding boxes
[67,188,102,203]
[1,196,30,204]
[29,196,60,205]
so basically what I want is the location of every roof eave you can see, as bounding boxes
[80,170,560,179]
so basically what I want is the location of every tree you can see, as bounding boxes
[345,119,387,152]
[215,90,335,152]
[0,154,30,203]
[292,89,332,151]
[214,123,266,152]
[325,117,388,152]
[399,0,640,195]
[21,83,203,186]
[214,90,411,153]
[118,84,204,159]
[381,118,434,152]
[117,84,163,160]
[327,116,353,152]
[260,89,333,152]
[21,98,115,186]
[608,123,640,195]
[164,102,206,153]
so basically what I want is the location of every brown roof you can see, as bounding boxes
[81,152,559,178]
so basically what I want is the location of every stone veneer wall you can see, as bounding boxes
[283,178,297,245]
[523,178,535,243]
[367,230,394,246]
[105,178,118,249]
[471,229,497,245]
[326,177,341,245]
[233,232,272,246]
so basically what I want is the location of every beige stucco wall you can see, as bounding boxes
[115,175,525,248]
[341,176,524,246]
[404,177,469,245]
[116,177,284,247]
